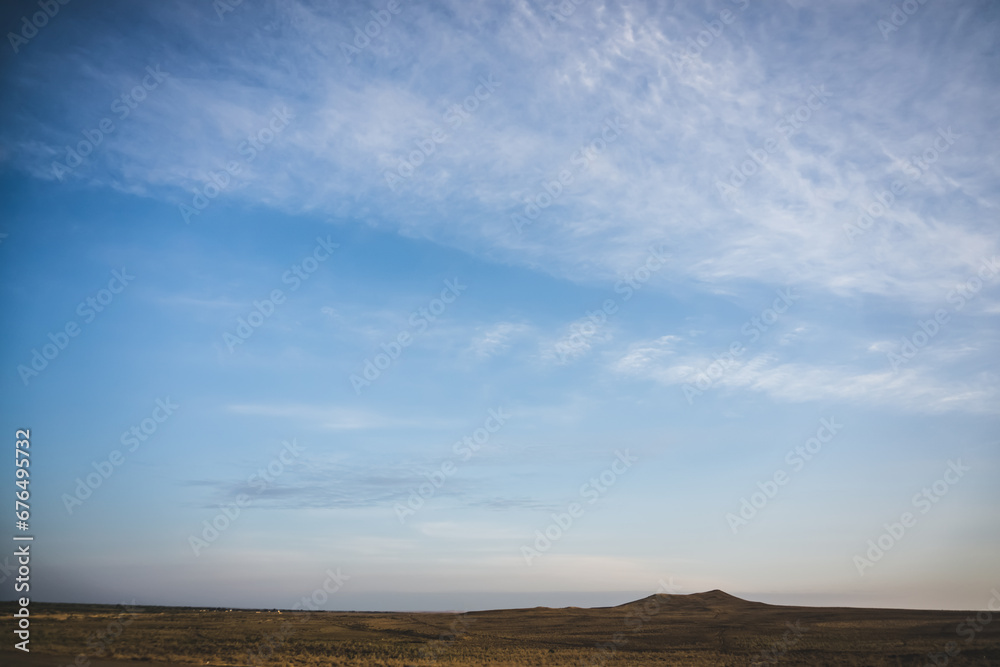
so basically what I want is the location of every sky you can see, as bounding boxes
[0,0,998,613]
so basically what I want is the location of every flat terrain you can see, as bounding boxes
[4,590,1000,666]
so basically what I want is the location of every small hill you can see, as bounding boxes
[615,588,769,612]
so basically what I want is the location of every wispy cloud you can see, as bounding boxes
[467,321,532,359]
[6,1,996,310]
[614,336,999,414]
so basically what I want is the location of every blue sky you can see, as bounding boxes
[1,0,998,612]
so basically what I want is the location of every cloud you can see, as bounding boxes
[467,321,532,359]
[613,337,999,414]
[612,334,681,373]
[543,315,617,364]
[186,459,468,511]
[5,0,997,315]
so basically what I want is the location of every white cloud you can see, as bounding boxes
[6,1,1000,417]
[7,1,999,317]
[467,322,532,359]
[613,339,999,414]
[542,314,621,365]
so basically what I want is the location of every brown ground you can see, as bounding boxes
[3,590,999,666]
